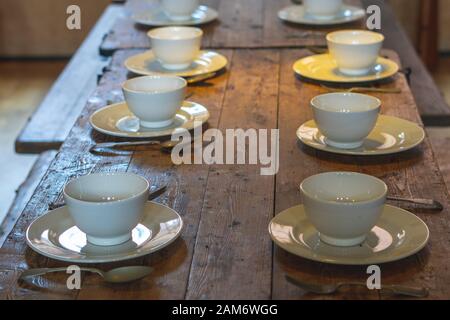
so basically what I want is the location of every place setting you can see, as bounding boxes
[26,173,183,264]
[296,92,425,156]
[293,30,400,85]
[91,24,227,142]
[132,0,219,27]
[90,75,210,140]
[279,0,365,26]
[269,172,430,267]
[124,26,228,81]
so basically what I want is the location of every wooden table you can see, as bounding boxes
[15,0,450,155]
[99,0,450,125]
[2,44,450,299]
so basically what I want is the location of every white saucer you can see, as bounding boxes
[125,50,227,77]
[269,204,429,265]
[26,202,183,263]
[132,5,218,27]
[297,115,425,156]
[278,5,365,25]
[89,100,209,138]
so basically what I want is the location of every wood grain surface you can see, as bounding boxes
[16,0,450,155]
[100,0,364,55]
[2,47,449,299]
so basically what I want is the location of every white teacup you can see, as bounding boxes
[300,172,387,247]
[327,30,384,76]
[161,0,200,21]
[311,92,381,149]
[63,173,150,246]
[122,75,186,128]
[304,0,343,20]
[148,26,203,70]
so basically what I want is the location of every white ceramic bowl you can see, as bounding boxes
[304,0,343,20]
[148,26,203,70]
[161,0,199,21]
[63,173,150,246]
[122,75,186,128]
[300,172,387,247]
[311,92,381,149]
[327,30,384,75]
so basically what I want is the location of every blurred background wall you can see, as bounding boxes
[0,0,448,57]
[390,0,450,52]
[0,0,111,57]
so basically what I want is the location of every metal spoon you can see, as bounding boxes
[186,72,217,84]
[89,139,187,154]
[90,138,207,154]
[305,46,328,54]
[20,266,153,284]
[387,196,444,211]
[286,275,429,298]
[321,84,402,94]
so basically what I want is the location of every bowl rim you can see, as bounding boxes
[326,29,385,45]
[147,26,203,40]
[63,172,150,206]
[299,171,387,206]
[310,92,381,114]
[122,75,187,95]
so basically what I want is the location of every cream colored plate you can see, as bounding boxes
[26,202,183,263]
[132,5,218,26]
[90,101,209,138]
[297,115,425,156]
[125,50,227,77]
[269,204,429,265]
[278,5,365,25]
[293,54,399,84]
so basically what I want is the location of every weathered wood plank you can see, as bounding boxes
[272,49,450,300]
[185,49,279,299]
[14,4,124,154]
[0,151,57,247]
[427,128,450,192]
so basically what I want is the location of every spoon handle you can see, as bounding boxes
[387,196,444,211]
[20,267,103,280]
[384,285,429,298]
[338,282,429,298]
[321,85,401,94]
[348,87,401,94]
[148,185,167,201]
[91,140,161,151]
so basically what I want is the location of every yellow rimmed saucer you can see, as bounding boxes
[296,115,425,156]
[124,50,228,77]
[269,204,429,265]
[293,54,399,84]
